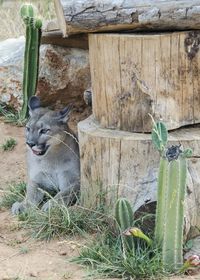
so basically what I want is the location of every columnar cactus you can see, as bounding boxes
[20,4,42,120]
[152,120,192,271]
[115,198,135,253]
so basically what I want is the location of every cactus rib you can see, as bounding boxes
[154,158,168,245]
[155,153,187,271]
[115,198,135,253]
[20,4,42,120]
[162,157,186,270]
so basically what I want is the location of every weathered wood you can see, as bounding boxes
[43,20,60,32]
[89,31,200,132]
[42,20,89,49]
[78,117,200,237]
[42,31,88,49]
[54,0,200,37]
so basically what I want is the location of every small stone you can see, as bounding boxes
[29,272,38,277]
[59,250,68,256]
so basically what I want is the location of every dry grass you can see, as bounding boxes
[0,0,56,41]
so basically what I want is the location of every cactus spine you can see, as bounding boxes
[152,120,192,271]
[20,4,42,120]
[115,198,135,253]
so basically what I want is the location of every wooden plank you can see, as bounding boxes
[54,0,200,36]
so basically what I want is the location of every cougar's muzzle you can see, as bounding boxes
[26,142,50,156]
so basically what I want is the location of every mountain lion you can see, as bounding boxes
[12,96,80,214]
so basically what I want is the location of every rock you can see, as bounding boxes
[185,237,200,259]
[0,37,24,109]
[0,37,91,128]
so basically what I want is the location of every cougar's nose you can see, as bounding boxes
[26,141,35,148]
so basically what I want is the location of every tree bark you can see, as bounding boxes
[89,31,200,132]
[54,0,200,37]
[78,117,200,238]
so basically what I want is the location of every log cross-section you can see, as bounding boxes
[54,0,200,37]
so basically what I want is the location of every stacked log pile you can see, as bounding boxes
[54,0,200,237]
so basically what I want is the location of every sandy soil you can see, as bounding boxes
[0,120,199,280]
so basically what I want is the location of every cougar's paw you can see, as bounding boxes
[11,201,25,215]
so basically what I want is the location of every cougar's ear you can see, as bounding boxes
[56,104,73,123]
[28,96,41,115]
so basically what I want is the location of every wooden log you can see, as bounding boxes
[42,20,89,49]
[42,31,88,49]
[78,117,200,237]
[89,31,200,132]
[54,0,200,37]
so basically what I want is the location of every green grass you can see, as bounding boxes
[0,182,26,209]
[73,233,163,279]
[18,203,112,240]
[1,137,17,151]
[0,182,111,239]
[0,104,26,126]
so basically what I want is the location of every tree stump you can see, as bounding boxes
[89,31,200,132]
[78,117,200,237]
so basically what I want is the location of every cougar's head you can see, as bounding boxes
[25,96,73,156]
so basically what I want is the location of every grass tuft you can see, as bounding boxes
[73,233,163,279]
[0,182,26,209]
[18,203,112,240]
[1,137,17,151]
[0,104,26,126]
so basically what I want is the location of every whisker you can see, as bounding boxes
[47,134,79,160]
[64,130,79,145]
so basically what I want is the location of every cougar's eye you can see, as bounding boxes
[39,128,50,134]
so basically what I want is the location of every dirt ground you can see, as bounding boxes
[0,120,199,280]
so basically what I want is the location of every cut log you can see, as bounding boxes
[78,117,200,237]
[54,0,200,37]
[89,31,200,132]
[42,20,89,49]
[42,31,88,49]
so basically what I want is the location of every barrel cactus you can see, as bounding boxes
[152,120,192,271]
[20,4,42,120]
[115,198,135,253]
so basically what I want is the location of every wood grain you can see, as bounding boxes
[89,31,200,132]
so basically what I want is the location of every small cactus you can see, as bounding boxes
[20,4,42,120]
[115,198,135,253]
[155,154,187,271]
[152,120,192,271]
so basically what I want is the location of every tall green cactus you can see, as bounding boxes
[20,4,42,120]
[115,198,135,253]
[152,120,192,271]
